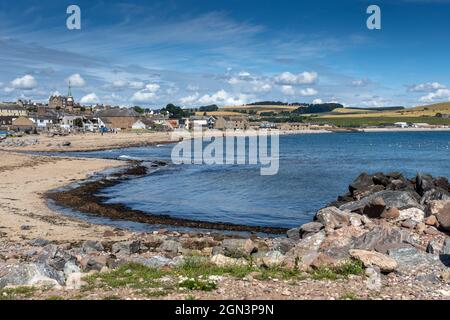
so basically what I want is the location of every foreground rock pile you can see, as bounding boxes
[286,172,450,276]
[0,172,449,299]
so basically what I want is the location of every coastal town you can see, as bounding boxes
[2,84,450,146]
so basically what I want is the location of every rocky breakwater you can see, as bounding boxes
[1,171,450,299]
[286,172,450,285]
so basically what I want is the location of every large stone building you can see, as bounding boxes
[0,104,27,117]
[95,108,141,130]
[48,83,75,111]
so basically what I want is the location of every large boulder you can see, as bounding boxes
[0,263,64,289]
[283,231,326,269]
[210,254,247,267]
[111,240,140,255]
[286,227,301,240]
[396,207,425,223]
[387,246,448,272]
[221,239,257,258]
[420,189,450,205]
[82,240,104,254]
[340,190,422,213]
[428,200,450,231]
[254,251,285,267]
[442,238,450,256]
[159,240,182,253]
[352,224,408,252]
[416,173,435,196]
[299,222,324,238]
[362,197,386,218]
[434,177,450,190]
[315,207,349,229]
[349,172,374,194]
[349,249,397,273]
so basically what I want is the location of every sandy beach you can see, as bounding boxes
[0,151,127,242]
[0,129,330,153]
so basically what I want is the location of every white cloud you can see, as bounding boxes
[300,88,318,96]
[281,85,295,95]
[11,75,37,90]
[409,82,446,92]
[419,88,450,103]
[145,83,160,92]
[252,83,272,93]
[179,92,199,105]
[4,87,15,93]
[129,81,145,90]
[352,79,368,87]
[238,71,251,77]
[198,90,249,106]
[187,84,200,91]
[66,73,86,87]
[131,91,157,103]
[80,92,99,104]
[274,71,318,85]
[112,79,128,89]
[312,98,323,104]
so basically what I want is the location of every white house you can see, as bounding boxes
[29,117,55,128]
[132,118,153,130]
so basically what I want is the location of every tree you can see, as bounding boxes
[73,118,84,128]
[133,106,145,114]
[161,103,187,119]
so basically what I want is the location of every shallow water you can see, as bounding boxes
[62,131,450,229]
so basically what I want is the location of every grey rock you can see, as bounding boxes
[353,225,404,251]
[442,238,450,256]
[132,256,174,268]
[270,238,296,254]
[340,190,423,213]
[80,256,108,271]
[111,240,140,255]
[387,246,447,272]
[416,173,435,196]
[0,263,64,289]
[82,240,104,253]
[315,207,349,229]
[415,274,441,284]
[426,239,442,255]
[286,227,300,240]
[299,222,324,238]
[420,188,450,205]
[28,238,50,247]
[63,261,81,279]
[221,238,257,258]
[159,240,182,253]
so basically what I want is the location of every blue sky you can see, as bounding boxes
[1,0,450,108]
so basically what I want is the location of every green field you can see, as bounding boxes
[310,117,450,127]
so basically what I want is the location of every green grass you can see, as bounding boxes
[174,256,256,278]
[82,263,171,291]
[339,292,360,300]
[311,116,450,127]
[0,286,38,300]
[310,260,364,280]
[178,278,217,291]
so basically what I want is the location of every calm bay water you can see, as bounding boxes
[66,131,450,229]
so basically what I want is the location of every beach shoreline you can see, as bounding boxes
[0,129,330,153]
[0,150,130,242]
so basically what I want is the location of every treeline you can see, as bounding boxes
[245,101,308,106]
[294,103,344,114]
